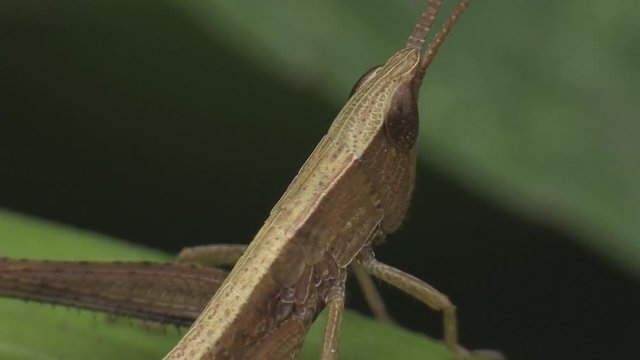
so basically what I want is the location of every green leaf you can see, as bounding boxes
[0,209,493,360]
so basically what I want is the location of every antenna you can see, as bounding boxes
[420,0,472,71]
[406,0,444,50]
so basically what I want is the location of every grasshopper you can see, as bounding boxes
[165,0,478,358]
[0,0,500,359]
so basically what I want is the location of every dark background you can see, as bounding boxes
[1,1,638,360]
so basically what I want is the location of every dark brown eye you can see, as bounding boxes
[348,65,382,98]
[384,84,419,150]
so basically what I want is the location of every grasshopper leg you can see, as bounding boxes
[356,257,469,358]
[351,263,395,324]
[320,282,346,360]
[176,244,246,266]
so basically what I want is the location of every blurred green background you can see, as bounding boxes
[0,0,638,359]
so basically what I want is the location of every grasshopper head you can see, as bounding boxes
[348,48,423,151]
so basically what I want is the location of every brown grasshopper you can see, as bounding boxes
[0,0,501,359]
[164,0,478,359]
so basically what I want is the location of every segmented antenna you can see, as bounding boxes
[421,0,472,71]
[406,0,443,50]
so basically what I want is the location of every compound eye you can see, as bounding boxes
[384,85,419,150]
[348,65,383,98]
